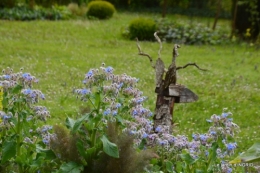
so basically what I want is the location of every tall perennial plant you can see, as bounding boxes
[0,67,54,173]
[54,63,155,172]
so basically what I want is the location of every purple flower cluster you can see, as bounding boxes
[0,68,38,89]
[37,125,54,146]
[0,111,13,128]
[207,110,239,138]
[75,64,155,146]
[33,106,51,121]
[21,89,45,104]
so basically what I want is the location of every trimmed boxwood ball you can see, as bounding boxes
[128,18,157,41]
[87,1,116,19]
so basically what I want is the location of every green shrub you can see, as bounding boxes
[0,5,72,21]
[86,0,115,19]
[156,18,231,45]
[128,18,157,41]
[67,2,88,16]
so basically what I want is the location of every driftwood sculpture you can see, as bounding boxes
[136,32,207,130]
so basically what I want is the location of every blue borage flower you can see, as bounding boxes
[105,66,113,73]
[103,109,111,116]
[222,112,229,118]
[192,134,197,140]
[115,103,121,108]
[142,133,148,138]
[22,73,30,78]
[210,130,217,135]
[85,69,94,79]
[199,134,208,142]
[155,126,162,133]
[3,74,11,80]
[112,110,117,116]
[40,125,53,133]
[80,88,91,95]
[226,142,237,151]
[22,88,32,95]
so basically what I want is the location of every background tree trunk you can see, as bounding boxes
[212,0,222,30]
[162,0,167,18]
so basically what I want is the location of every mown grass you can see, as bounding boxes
[0,12,259,153]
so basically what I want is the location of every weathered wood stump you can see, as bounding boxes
[154,84,199,131]
[136,32,207,131]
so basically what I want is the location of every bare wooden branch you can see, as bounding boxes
[136,38,155,68]
[172,44,181,63]
[154,32,163,59]
[176,63,208,71]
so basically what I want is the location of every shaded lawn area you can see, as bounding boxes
[0,12,259,152]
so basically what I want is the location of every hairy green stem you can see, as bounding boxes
[16,99,24,173]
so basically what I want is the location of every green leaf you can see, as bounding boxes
[175,161,184,172]
[11,84,23,94]
[94,92,101,110]
[59,161,84,173]
[76,140,87,159]
[85,146,98,160]
[66,114,90,133]
[36,145,56,160]
[195,169,205,173]
[65,117,76,130]
[207,142,218,172]
[115,115,124,124]
[138,138,146,150]
[180,153,197,165]
[72,114,90,133]
[2,92,8,109]
[100,135,119,158]
[1,140,16,163]
[150,158,158,165]
[230,142,260,164]
[165,160,174,173]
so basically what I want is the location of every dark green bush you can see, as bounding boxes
[128,18,157,41]
[86,1,115,19]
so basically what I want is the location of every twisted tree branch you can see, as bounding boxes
[177,63,208,71]
[154,32,163,59]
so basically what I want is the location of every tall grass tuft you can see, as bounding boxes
[91,122,155,173]
[50,125,80,162]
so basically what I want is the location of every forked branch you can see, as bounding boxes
[136,38,155,68]
[177,63,208,71]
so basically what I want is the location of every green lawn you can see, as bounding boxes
[0,12,259,153]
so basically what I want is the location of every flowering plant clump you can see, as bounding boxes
[146,109,240,173]
[68,64,242,173]
[57,63,155,171]
[0,65,244,173]
[0,67,54,172]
